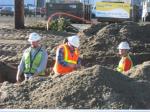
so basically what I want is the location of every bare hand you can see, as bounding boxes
[16,70,22,82]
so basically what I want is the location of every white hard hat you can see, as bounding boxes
[118,41,130,49]
[67,35,80,48]
[28,32,41,42]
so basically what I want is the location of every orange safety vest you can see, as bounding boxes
[53,44,79,75]
[117,55,133,73]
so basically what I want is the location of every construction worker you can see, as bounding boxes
[16,32,48,82]
[117,41,133,73]
[53,35,81,76]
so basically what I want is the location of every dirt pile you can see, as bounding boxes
[124,61,150,80]
[80,22,150,68]
[83,23,108,36]
[1,61,150,109]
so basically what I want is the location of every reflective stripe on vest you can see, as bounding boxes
[53,44,79,74]
[117,55,133,73]
[63,44,79,64]
[24,47,42,74]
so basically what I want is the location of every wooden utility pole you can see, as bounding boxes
[15,0,25,29]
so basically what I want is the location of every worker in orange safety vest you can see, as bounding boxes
[117,41,133,73]
[53,35,81,76]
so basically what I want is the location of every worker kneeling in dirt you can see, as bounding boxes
[16,32,48,82]
[53,35,81,76]
[117,41,133,73]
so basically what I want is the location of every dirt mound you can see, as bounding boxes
[1,62,150,109]
[124,61,150,80]
[83,23,108,36]
[80,22,150,68]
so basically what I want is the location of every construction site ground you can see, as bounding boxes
[0,16,150,109]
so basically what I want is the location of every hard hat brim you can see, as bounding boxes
[117,47,130,50]
[28,38,41,42]
[68,41,79,48]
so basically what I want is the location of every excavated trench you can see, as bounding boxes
[0,22,150,84]
[0,62,17,83]
[0,20,150,109]
[80,22,150,68]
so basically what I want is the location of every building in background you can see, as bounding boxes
[0,0,45,7]
[46,0,80,3]
[0,0,46,17]
[141,0,150,21]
